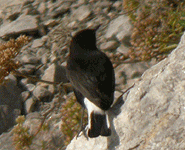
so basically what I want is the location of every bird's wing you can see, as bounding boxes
[67,54,115,110]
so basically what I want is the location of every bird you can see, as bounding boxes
[66,26,115,138]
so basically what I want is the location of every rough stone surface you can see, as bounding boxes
[105,15,132,41]
[0,15,38,38]
[25,97,36,113]
[0,75,22,134]
[100,40,119,51]
[72,5,92,21]
[33,85,51,102]
[66,33,185,150]
[41,63,68,93]
[31,38,44,48]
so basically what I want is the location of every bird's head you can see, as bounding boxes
[71,25,101,50]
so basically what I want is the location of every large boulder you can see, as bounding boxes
[66,33,185,150]
[0,75,22,134]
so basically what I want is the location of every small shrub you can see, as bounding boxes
[0,35,31,84]
[123,0,185,61]
[13,116,33,150]
[61,94,87,146]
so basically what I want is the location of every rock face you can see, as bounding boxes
[66,32,185,150]
[0,15,38,38]
[0,75,22,134]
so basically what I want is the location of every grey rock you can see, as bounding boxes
[25,83,35,92]
[20,54,39,64]
[18,64,36,74]
[36,47,49,59]
[72,5,92,21]
[31,38,44,48]
[43,19,59,27]
[113,1,123,12]
[25,97,36,113]
[33,85,51,102]
[95,1,112,8]
[0,130,14,150]
[21,91,30,102]
[36,48,48,58]
[67,33,185,150]
[41,53,49,64]
[99,40,119,51]
[20,78,32,88]
[37,2,46,14]
[116,44,130,56]
[115,61,151,87]
[0,0,26,21]
[41,63,68,93]
[105,15,132,41]
[4,74,17,86]
[0,15,38,38]
[0,77,22,134]
[51,3,70,18]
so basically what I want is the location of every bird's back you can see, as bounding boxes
[67,48,115,110]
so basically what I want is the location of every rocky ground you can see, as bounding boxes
[0,0,160,149]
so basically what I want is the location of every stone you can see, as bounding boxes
[20,78,32,88]
[37,2,46,14]
[72,5,92,21]
[43,19,59,27]
[20,54,39,64]
[99,40,119,51]
[51,3,70,18]
[25,97,36,113]
[18,64,36,75]
[41,63,68,93]
[116,44,130,56]
[0,130,14,150]
[0,77,22,134]
[33,85,51,102]
[21,91,30,102]
[66,33,185,150]
[31,38,44,48]
[25,84,35,92]
[0,0,26,21]
[105,15,132,41]
[0,15,38,38]
[41,53,48,64]
[36,48,48,58]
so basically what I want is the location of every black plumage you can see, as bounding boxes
[66,28,115,138]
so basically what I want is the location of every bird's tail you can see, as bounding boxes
[88,111,111,138]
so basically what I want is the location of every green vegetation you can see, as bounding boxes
[61,95,87,145]
[13,116,33,150]
[123,0,185,61]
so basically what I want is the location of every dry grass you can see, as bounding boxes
[0,35,31,84]
[123,0,185,61]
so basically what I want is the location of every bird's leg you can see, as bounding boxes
[76,108,89,140]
